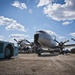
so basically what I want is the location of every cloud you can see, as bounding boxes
[6,23,25,31]
[62,21,72,25]
[8,34,30,46]
[44,30,65,39]
[0,16,26,31]
[8,34,30,45]
[11,1,27,10]
[69,32,75,37]
[0,35,4,40]
[37,0,52,7]
[37,0,75,21]
[9,34,30,40]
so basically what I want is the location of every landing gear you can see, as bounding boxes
[59,50,64,55]
[37,48,43,56]
[38,53,41,56]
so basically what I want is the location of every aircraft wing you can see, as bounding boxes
[64,44,75,47]
[23,44,31,46]
[51,44,75,49]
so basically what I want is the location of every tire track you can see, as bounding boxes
[54,55,75,75]
[58,55,75,68]
[51,57,69,75]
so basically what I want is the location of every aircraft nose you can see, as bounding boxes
[34,34,40,46]
[34,34,39,42]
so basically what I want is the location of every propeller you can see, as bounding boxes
[63,40,69,44]
[54,39,69,46]
[14,39,27,45]
[25,40,31,43]
[14,39,34,46]
[54,39,69,54]
[14,39,20,45]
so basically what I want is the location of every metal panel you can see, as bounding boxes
[0,42,4,53]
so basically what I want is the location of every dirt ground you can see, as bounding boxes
[0,53,75,75]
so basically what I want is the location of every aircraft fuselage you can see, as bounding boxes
[34,30,56,49]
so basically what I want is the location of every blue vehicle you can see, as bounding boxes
[0,41,18,58]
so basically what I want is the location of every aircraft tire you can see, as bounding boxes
[38,53,41,56]
[62,51,64,55]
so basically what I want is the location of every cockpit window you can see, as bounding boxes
[37,30,53,40]
[37,30,47,34]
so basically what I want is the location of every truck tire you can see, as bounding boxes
[4,47,12,59]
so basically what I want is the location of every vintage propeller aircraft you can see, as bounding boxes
[14,30,75,55]
[32,30,75,55]
[14,39,31,53]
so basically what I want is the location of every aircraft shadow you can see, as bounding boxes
[38,53,59,57]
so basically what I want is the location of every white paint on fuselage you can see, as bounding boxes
[36,30,56,48]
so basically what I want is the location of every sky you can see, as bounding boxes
[0,0,75,45]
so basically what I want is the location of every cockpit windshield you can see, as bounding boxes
[37,30,55,40]
[37,30,47,34]
[39,30,47,34]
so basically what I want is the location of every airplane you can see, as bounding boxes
[31,30,75,55]
[14,39,31,53]
[14,30,75,55]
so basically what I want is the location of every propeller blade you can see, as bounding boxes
[14,39,18,42]
[20,39,30,43]
[63,40,69,44]
[54,39,59,43]
[14,39,21,45]
[71,38,75,41]
[26,40,30,43]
